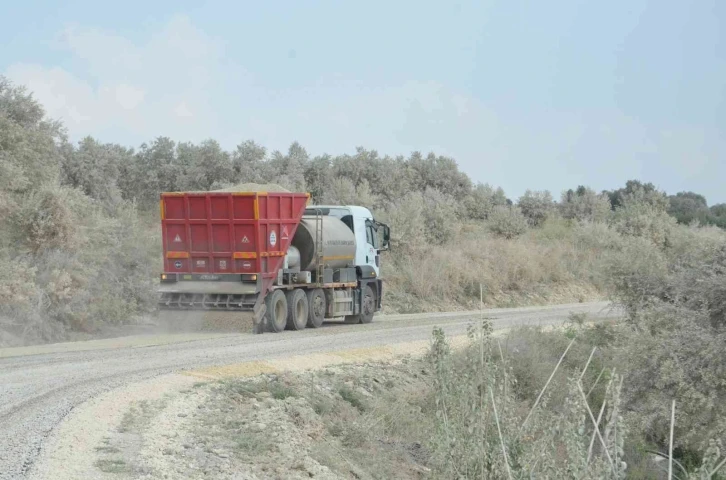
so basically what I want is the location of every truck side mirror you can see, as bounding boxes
[381,224,391,251]
[373,220,390,252]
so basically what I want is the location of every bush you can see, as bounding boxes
[379,192,426,253]
[608,180,669,211]
[11,184,90,253]
[487,205,528,239]
[612,201,678,247]
[560,187,612,223]
[608,219,726,457]
[425,326,623,479]
[421,188,458,245]
[517,190,555,227]
[572,221,622,251]
[621,307,726,453]
[463,183,508,220]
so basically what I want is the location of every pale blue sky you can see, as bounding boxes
[2,1,724,203]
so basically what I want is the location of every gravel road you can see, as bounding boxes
[0,301,616,479]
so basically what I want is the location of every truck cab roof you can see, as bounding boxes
[304,205,373,219]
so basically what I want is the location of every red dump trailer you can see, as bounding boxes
[157,190,390,333]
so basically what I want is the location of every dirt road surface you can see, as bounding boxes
[0,301,617,479]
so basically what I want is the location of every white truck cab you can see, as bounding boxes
[303,205,390,277]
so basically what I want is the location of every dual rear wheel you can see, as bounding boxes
[265,288,327,333]
[265,286,376,332]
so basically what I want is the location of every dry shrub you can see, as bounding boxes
[421,187,458,245]
[612,201,677,247]
[11,184,90,253]
[487,205,529,239]
[532,215,576,242]
[426,326,623,479]
[378,188,458,252]
[384,223,605,312]
[560,187,612,223]
[0,255,49,342]
[665,223,726,270]
[622,306,726,455]
[502,325,614,407]
[518,189,555,227]
[0,185,159,344]
[378,192,426,253]
[572,221,623,251]
[608,219,726,460]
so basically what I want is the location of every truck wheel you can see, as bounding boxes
[344,285,376,325]
[265,290,288,333]
[306,289,326,328]
[285,289,308,331]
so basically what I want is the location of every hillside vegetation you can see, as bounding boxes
[1,75,725,342]
[2,76,726,475]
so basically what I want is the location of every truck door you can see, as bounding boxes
[363,219,380,277]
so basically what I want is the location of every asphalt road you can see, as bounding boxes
[0,301,617,479]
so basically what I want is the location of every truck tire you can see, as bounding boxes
[265,290,288,333]
[306,288,326,328]
[285,289,308,331]
[344,285,376,325]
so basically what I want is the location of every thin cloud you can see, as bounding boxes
[4,13,725,202]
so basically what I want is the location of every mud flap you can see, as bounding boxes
[252,299,267,334]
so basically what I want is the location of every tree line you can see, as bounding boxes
[54,133,726,234]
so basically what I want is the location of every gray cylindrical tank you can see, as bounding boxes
[285,245,301,269]
[292,216,356,271]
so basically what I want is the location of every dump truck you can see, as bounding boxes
[157,190,390,333]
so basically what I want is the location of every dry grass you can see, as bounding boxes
[384,219,609,313]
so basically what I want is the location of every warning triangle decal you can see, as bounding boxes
[173,234,182,243]
[241,236,250,244]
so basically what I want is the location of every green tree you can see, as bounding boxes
[0,76,66,238]
[406,152,472,201]
[61,137,129,209]
[321,177,379,210]
[463,183,508,220]
[231,139,267,181]
[0,77,64,196]
[711,203,726,219]
[559,186,611,222]
[268,142,307,191]
[304,154,333,202]
[124,137,177,204]
[518,190,555,227]
[667,191,711,225]
[176,139,233,191]
[605,180,668,211]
